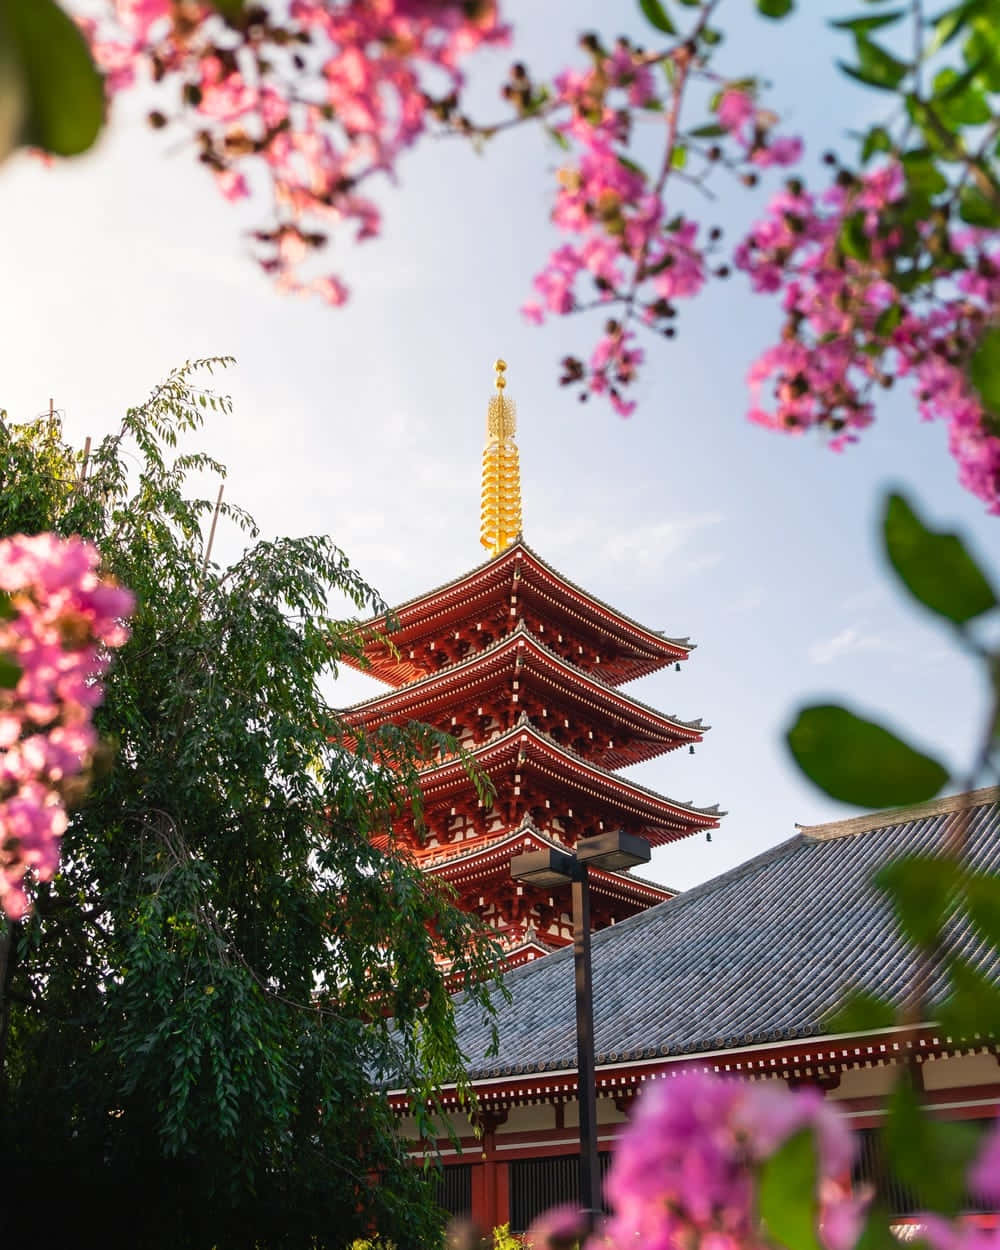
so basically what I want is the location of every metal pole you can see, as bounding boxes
[572,862,601,1235]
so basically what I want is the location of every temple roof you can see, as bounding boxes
[421,817,676,908]
[410,717,721,842]
[345,540,694,687]
[340,622,705,769]
[449,788,1000,1078]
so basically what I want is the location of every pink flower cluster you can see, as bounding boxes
[522,58,802,415]
[522,44,706,416]
[735,163,1000,512]
[79,0,509,300]
[716,88,803,169]
[0,534,133,920]
[599,1069,864,1250]
[526,1075,1000,1250]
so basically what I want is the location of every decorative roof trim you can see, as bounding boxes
[351,540,694,657]
[422,818,676,902]
[800,786,1000,842]
[388,1024,960,1102]
[339,620,706,737]
[414,717,722,824]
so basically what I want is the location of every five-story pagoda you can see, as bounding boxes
[341,362,721,968]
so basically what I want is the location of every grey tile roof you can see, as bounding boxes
[452,788,1000,1078]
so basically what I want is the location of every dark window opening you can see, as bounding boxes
[852,1123,994,1216]
[435,1164,473,1220]
[509,1153,613,1233]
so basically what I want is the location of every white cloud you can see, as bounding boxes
[807,626,886,665]
[598,512,724,570]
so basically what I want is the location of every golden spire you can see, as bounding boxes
[480,358,522,557]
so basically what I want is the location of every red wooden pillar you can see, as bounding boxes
[472,1112,509,1232]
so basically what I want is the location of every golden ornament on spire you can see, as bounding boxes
[480,359,522,557]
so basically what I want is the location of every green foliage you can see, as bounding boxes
[938,955,1000,1035]
[839,31,909,91]
[0,0,103,159]
[785,704,948,808]
[757,1129,822,1250]
[883,493,997,624]
[637,0,677,36]
[0,362,501,1250]
[0,652,19,688]
[885,1078,982,1214]
[210,0,246,20]
[826,988,899,1035]
[492,1225,524,1250]
[757,0,795,18]
[970,325,1000,422]
[876,853,963,947]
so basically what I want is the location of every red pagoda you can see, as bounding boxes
[341,361,721,967]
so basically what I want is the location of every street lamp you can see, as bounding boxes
[510,830,651,1233]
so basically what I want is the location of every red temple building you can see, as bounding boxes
[341,361,721,966]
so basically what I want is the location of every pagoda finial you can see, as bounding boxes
[480,359,522,557]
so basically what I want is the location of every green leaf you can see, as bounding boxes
[758,1129,822,1250]
[637,0,677,33]
[932,65,992,122]
[929,2,977,55]
[831,10,905,33]
[210,0,245,16]
[671,144,687,169]
[886,1078,981,1214]
[853,33,909,87]
[0,590,15,621]
[826,989,899,1034]
[689,122,727,138]
[883,492,997,624]
[876,854,962,948]
[0,0,104,157]
[838,213,871,260]
[839,61,907,92]
[757,0,795,16]
[0,652,21,689]
[900,149,949,198]
[786,705,948,808]
[938,956,1000,1036]
[970,325,1000,421]
[861,124,893,161]
[853,1207,906,1250]
[959,183,1000,226]
[873,303,902,336]
[964,871,1000,947]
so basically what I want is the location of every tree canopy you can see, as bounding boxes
[0,360,498,1250]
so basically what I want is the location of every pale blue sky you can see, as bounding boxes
[0,1,995,889]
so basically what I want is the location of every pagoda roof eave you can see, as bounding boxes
[338,622,707,743]
[421,819,677,905]
[344,539,694,674]
[414,718,723,835]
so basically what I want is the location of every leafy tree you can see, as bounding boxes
[0,360,498,1250]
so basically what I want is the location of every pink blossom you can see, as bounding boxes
[718,89,754,134]
[215,168,250,202]
[524,1203,588,1250]
[600,1070,859,1250]
[735,160,1000,511]
[969,1122,1000,1203]
[81,0,510,304]
[0,535,133,919]
[752,135,804,167]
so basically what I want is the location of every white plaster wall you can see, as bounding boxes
[497,1104,557,1133]
[921,1051,1000,1090]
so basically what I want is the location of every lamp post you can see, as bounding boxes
[510,830,652,1234]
